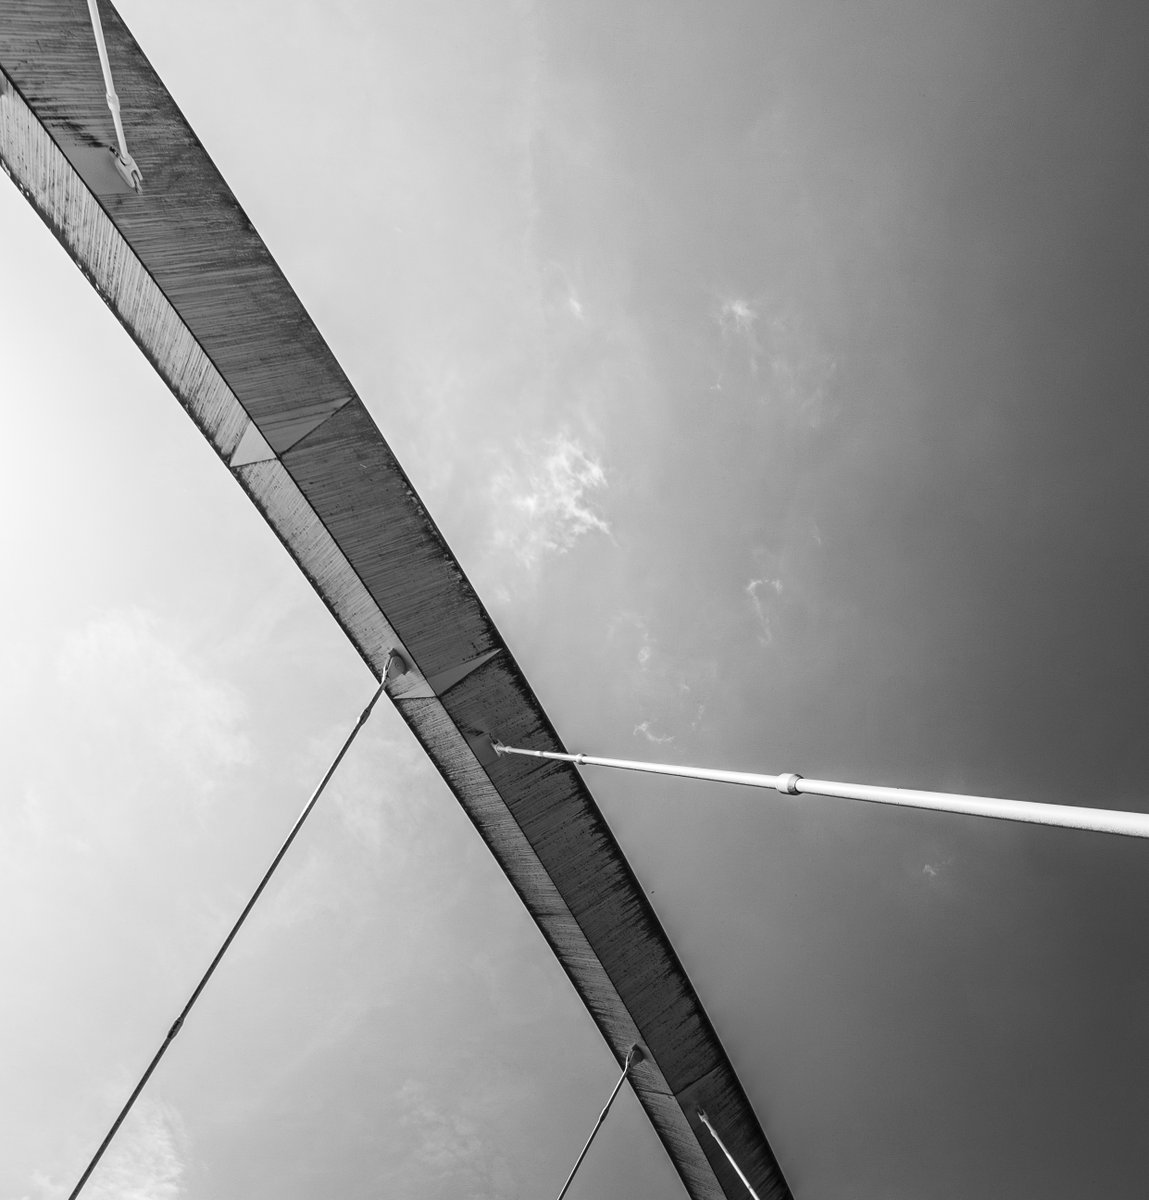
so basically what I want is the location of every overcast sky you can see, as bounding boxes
[4,1,1149,1198]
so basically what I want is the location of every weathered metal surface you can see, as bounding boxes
[0,6,792,1197]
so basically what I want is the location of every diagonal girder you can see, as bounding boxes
[0,6,792,1197]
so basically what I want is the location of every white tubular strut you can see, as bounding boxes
[491,744,1149,840]
[86,0,142,190]
[697,1109,762,1200]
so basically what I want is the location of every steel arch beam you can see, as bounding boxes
[0,7,791,1197]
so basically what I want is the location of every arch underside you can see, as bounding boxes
[0,8,791,1197]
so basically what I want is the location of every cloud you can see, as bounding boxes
[921,856,954,884]
[740,540,858,665]
[760,305,837,428]
[720,297,758,336]
[712,293,837,429]
[717,296,762,375]
[490,433,610,568]
[399,1079,483,1175]
[88,1099,188,1200]
[605,611,718,745]
[609,610,654,669]
[4,609,253,868]
[746,576,784,646]
[633,720,674,745]
[327,722,444,869]
[254,726,439,936]
[390,1079,516,1198]
[252,722,472,950]
[57,609,252,786]
[31,1098,188,1200]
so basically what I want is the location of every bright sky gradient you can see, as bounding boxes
[4,2,1149,1197]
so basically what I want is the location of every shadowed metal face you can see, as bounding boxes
[0,7,789,1198]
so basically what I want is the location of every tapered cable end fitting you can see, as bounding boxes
[463,730,501,767]
[383,649,409,686]
[111,146,142,192]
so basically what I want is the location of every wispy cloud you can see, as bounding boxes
[390,1079,515,1198]
[921,856,954,885]
[761,305,837,428]
[606,611,717,745]
[88,1099,188,1200]
[6,608,255,866]
[712,293,837,429]
[32,1098,188,1200]
[633,720,674,745]
[58,609,252,786]
[746,575,784,646]
[608,610,654,669]
[490,433,610,568]
[742,539,858,664]
[717,295,762,375]
[258,726,441,935]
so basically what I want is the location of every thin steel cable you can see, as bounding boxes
[67,677,387,1200]
[555,1046,641,1200]
[697,1109,761,1200]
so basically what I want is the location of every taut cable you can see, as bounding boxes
[67,677,387,1199]
[554,1045,643,1200]
[698,1109,761,1200]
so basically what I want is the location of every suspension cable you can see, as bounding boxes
[554,1045,643,1200]
[85,0,142,190]
[697,1109,761,1200]
[491,742,1149,840]
[67,675,389,1199]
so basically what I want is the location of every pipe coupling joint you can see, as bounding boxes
[776,773,802,795]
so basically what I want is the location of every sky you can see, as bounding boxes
[3,1,1149,1197]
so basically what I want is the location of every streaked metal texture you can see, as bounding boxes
[0,6,792,1198]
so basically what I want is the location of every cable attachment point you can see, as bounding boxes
[110,146,142,192]
[87,0,143,193]
[696,1107,763,1199]
[775,773,802,795]
[165,1016,184,1041]
[383,649,409,686]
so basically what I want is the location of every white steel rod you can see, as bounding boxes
[86,0,128,158]
[86,0,141,188]
[697,1109,761,1200]
[491,743,1149,839]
